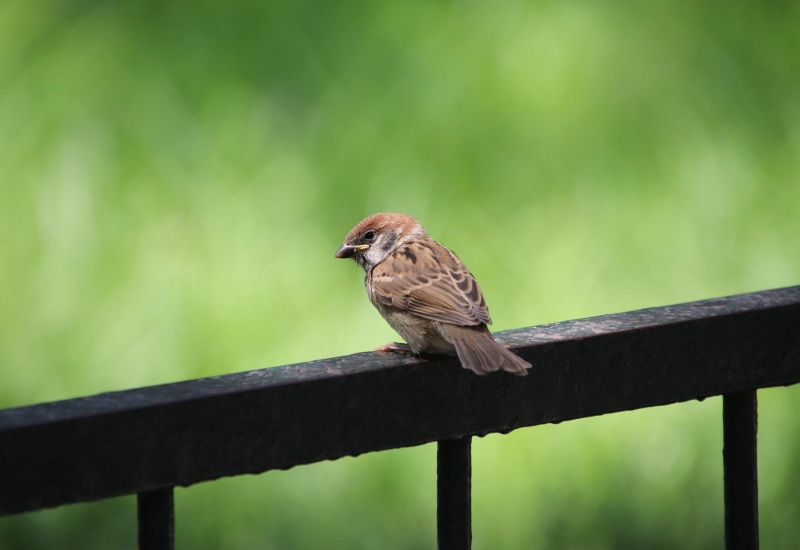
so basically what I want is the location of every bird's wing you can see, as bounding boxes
[369,240,492,327]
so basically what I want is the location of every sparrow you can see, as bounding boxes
[335,212,531,376]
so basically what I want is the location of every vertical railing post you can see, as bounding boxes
[437,437,472,550]
[137,488,175,550]
[723,391,759,550]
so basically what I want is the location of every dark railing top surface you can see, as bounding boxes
[1,285,799,516]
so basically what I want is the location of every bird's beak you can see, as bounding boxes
[335,244,369,258]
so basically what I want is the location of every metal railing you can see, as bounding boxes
[2,286,799,549]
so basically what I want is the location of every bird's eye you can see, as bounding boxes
[363,230,376,241]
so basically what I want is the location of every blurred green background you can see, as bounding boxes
[1,0,799,548]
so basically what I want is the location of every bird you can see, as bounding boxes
[335,212,531,376]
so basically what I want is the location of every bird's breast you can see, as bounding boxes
[368,292,454,355]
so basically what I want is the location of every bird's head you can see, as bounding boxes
[335,212,426,271]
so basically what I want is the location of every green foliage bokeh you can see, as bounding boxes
[1,0,798,548]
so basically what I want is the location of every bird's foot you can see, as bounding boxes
[374,342,413,355]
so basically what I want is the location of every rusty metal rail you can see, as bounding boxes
[1,286,799,549]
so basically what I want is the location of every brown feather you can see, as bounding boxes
[440,324,531,376]
[344,212,419,244]
[369,239,491,327]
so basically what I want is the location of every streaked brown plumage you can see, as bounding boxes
[335,213,531,376]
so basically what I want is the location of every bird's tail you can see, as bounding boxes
[440,324,531,376]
